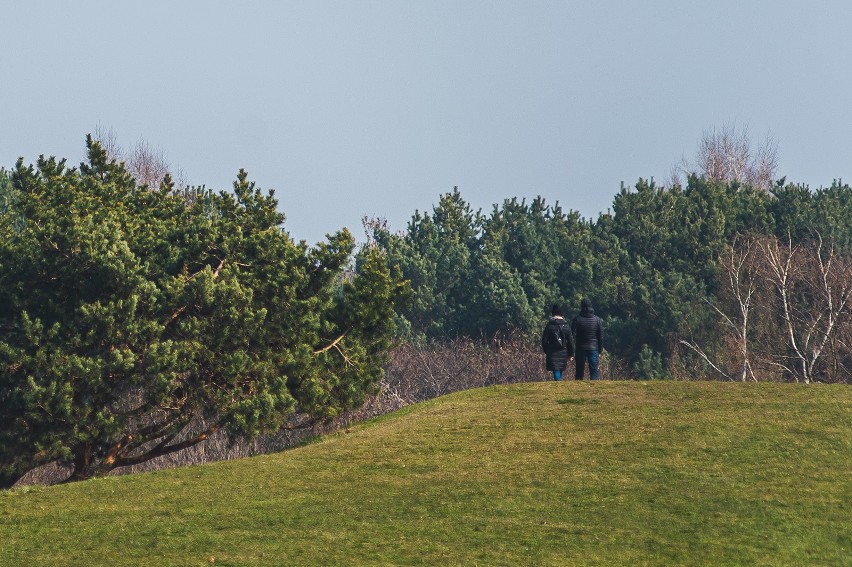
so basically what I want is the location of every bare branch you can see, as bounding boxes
[678,339,734,381]
[92,124,122,162]
[314,331,349,355]
[678,123,778,191]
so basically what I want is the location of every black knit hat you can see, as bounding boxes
[551,304,563,316]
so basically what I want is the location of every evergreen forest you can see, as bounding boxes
[363,175,852,384]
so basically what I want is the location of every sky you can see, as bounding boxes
[3,1,851,245]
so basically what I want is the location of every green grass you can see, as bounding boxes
[2,382,850,566]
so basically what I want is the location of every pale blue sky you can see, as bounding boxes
[3,1,851,244]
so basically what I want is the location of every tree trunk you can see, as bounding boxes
[0,468,21,490]
[68,444,94,482]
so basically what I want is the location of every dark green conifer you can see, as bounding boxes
[0,138,405,486]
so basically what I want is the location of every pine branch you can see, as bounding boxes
[314,330,349,355]
[113,425,219,468]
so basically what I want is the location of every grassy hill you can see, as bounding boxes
[1,382,850,566]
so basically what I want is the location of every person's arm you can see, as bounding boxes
[541,325,549,352]
[564,324,575,357]
[597,318,604,354]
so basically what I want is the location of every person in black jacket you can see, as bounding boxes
[571,298,604,380]
[541,305,574,381]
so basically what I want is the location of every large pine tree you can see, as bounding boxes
[0,137,407,486]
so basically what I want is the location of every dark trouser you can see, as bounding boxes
[575,349,600,380]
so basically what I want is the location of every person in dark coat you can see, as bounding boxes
[541,304,574,381]
[571,298,604,380]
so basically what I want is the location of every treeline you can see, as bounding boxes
[364,176,852,383]
[3,137,850,487]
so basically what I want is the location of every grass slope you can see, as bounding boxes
[1,382,850,566]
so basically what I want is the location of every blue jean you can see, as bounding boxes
[575,349,600,380]
[553,370,562,381]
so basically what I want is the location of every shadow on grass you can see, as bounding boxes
[556,397,601,405]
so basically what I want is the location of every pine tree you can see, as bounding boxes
[0,137,405,486]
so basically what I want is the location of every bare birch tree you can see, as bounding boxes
[759,232,852,383]
[722,235,760,382]
[680,234,760,381]
[682,232,852,383]
[759,233,802,379]
[797,233,852,382]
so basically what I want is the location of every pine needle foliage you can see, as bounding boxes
[0,137,407,487]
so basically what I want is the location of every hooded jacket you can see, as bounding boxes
[571,299,604,352]
[541,316,574,371]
